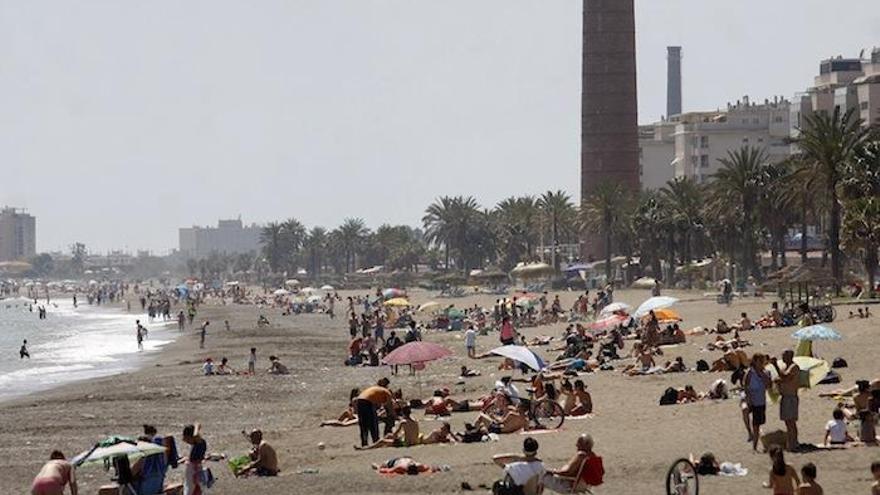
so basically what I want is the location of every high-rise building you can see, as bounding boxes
[667,46,683,118]
[0,207,36,261]
[178,218,262,258]
[581,0,640,258]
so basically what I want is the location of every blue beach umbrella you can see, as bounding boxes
[791,324,842,341]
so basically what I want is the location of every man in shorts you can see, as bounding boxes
[771,349,801,451]
[744,353,771,451]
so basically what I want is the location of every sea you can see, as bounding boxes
[0,296,175,401]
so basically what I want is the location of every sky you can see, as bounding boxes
[2,1,878,254]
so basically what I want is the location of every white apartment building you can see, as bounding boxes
[791,49,880,136]
[179,218,262,258]
[639,96,790,187]
[0,207,36,261]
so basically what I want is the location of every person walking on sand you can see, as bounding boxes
[199,321,209,349]
[31,450,77,495]
[177,311,186,331]
[744,353,771,451]
[465,325,477,359]
[248,347,257,374]
[20,339,30,359]
[182,424,207,495]
[771,350,801,451]
[136,320,148,351]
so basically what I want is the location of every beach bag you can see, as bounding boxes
[200,467,215,489]
[659,387,678,406]
[696,359,709,372]
[492,477,524,495]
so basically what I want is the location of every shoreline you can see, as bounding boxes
[0,298,178,404]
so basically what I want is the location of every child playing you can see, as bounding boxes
[763,446,799,494]
[824,408,853,446]
[248,347,257,374]
[797,462,823,495]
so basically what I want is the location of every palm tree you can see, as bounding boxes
[632,190,666,280]
[280,218,307,273]
[337,218,369,273]
[758,161,794,270]
[260,222,285,273]
[303,227,328,278]
[493,196,540,269]
[423,196,457,269]
[792,107,873,289]
[660,177,704,266]
[581,182,627,281]
[537,190,576,271]
[842,196,880,296]
[709,146,767,278]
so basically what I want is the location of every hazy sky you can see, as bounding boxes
[2,1,878,253]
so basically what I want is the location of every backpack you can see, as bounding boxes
[696,359,709,372]
[492,477,524,495]
[659,387,678,406]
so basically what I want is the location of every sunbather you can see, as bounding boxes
[321,388,359,427]
[372,457,443,475]
[355,406,420,450]
[474,402,530,434]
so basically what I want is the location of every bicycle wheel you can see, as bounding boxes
[665,458,698,495]
[532,398,565,430]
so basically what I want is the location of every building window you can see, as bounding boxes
[773,116,784,123]
[700,136,709,148]
[862,101,870,111]
[639,146,644,158]
[758,137,764,144]
[700,155,709,168]
[753,118,760,124]
[742,137,750,144]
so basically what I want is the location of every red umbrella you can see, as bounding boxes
[382,341,452,366]
[589,314,628,332]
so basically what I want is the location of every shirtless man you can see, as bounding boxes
[355,406,420,449]
[420,422,456,445]
[571,380,592,415]
[474,402,530,434]
[237,430,279,477]
[772,350,801,451]
[624,348,656,375]
[31,451,77,495]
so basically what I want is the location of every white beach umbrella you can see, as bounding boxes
[320,285,335,291]
[272,288,290,296]
[633,296,679,317]
[599,302,631,316]
[73,439,165,467]
[489,345,546,372]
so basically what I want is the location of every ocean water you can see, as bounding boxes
[0,297,174,401]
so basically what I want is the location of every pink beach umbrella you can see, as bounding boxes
[589,313,628,332]
[382,341,452,366]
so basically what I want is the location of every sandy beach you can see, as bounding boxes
[2,288,878,494]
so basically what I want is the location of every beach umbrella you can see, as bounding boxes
[589,314,628,331]
[272,289,290,296]
[489,345,546,372]
[446,308,465,319]
[73,437,165,467]
[765,357,831,397]
[285,279,300,287]
[633,296,679,317]
[791,324,841,342]
[382,341,452,366]
[417,301,441,313]
[646,308,682,324]
[306,295,322,304]
[320,284,335,291]
[383,297,410,307]
[383,288,406,299]
[599,302,630,316]
[300,287,317,294]
[510,262,554,280]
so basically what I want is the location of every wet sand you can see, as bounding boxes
[1,288,878,494]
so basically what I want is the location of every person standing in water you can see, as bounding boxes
[20,339,30,359]
[199,321,209,349]
[136,320,148,351]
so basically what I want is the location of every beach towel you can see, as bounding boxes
[718,462,748,477]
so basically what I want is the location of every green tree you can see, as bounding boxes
[842,196,880,296]
[493,196,540,270]
[70,242,87,275]
[581,182,628,281]
[537,190,576,271]
[709,147,767,278]
[303,227,328,278]
[792,107,873,289]
[30,253,54,277]
[260,222,285,273]
[337,218,369,273]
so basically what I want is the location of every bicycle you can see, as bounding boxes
[666,458,699,495]
[481,388,566,431]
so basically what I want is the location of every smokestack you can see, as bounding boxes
[581,0,640,259]
[666,46,682,117]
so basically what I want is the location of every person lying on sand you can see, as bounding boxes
[420,422,457,445]
[664,357,687,373]
[526,336,554,346]
[321,388,360,427]
[474,402,530,434]
[820,378,880,398]
[372,457,446,475]
[459,365,481,378]
[710,344,750,372]
[355,406,420,450]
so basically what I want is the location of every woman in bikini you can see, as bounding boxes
[321,388,360,427]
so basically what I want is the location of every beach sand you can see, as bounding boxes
[1,288,878,494]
